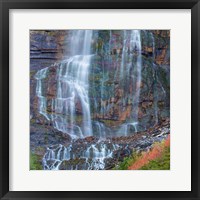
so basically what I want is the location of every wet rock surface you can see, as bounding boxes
[30,30,170,134]
[30,30,170,170]
[38,118,170,170]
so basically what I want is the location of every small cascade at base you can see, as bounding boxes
[42,142,120,170]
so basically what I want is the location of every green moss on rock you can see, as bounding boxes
[30,152,43,170]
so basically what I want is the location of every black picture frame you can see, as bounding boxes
[0,0,199,199]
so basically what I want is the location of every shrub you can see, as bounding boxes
[30,152,43,170]
[140,146,170,170]
[128,135,170,170]
[114,135,170,170]
[114,151,139,170]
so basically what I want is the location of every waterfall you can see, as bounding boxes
[35,30,94,138]
[120,30,127,80]
[150,32,155,59]
[118,122,138,136]
[35,67,49,120]
[130,30,142,123]
[109,31,112,57]
[53,54,93,137]
[117,30,142,135]
[31,30,169,171]
[43,142,120,170]
[94,121,107,139]
[54,30,93,137]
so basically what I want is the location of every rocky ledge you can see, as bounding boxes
[31,118,169,170]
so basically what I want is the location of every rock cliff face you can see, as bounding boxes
[30,30,170,135]
[88,30,170,133]
[30,31,66,122]
[30,30,170,170]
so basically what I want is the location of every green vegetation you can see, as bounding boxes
[140,146,170,170]
[114,151,139,170]
[30,152,43,170]
[30,70,36,78]
[114,136,170,170]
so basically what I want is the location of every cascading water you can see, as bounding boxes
[120,30,127,80]
[118,122,138,136]
[54,30,93,137]
[34,30,125,170]
[35,30,93,138]
[43,142,120,170]
[118,30,142,135]
[130,30,142,123]
[150,32,155,59]
[94,121,106,139]
[53,54,93,137]
[32,30,168,170]
[35,67,49,120]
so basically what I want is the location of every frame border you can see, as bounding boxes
[0,0,199,199]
